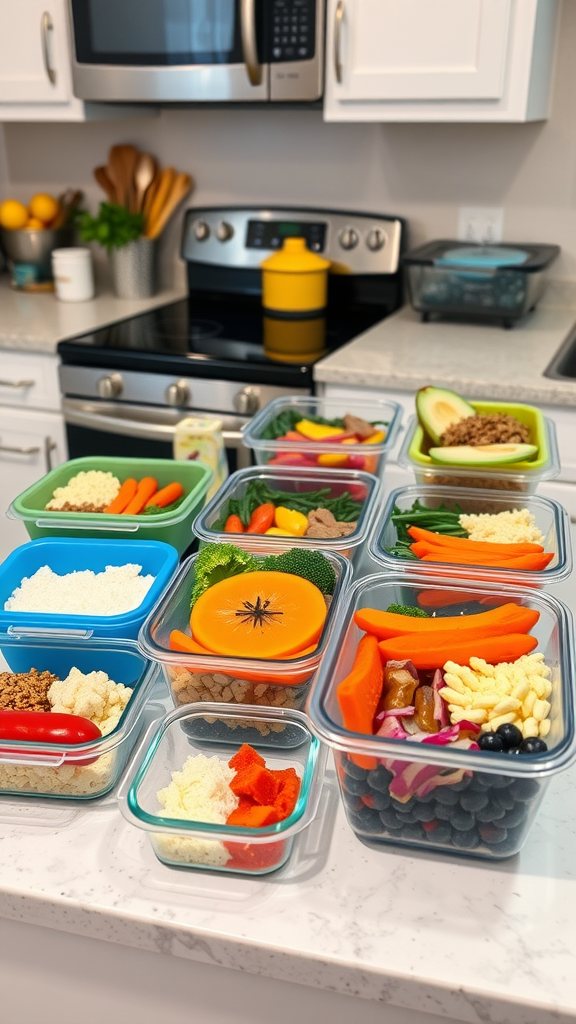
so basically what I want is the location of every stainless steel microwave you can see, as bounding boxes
[68,0,324,103]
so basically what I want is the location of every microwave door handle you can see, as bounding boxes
[240,0,263,86]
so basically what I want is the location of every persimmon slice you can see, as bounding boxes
[190,570,327,659]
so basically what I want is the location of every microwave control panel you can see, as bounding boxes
[270,0,316,62]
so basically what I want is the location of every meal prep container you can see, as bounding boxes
[399,405,560,493]
[193,465,381,561]
[242,394,402,479]
[9,456,213,556]
[118,703,326,874]
[138,548,351,745]
[0,635,158,800]
[371,485,572,587]
[307,573,576,860]
[0,538,179,644]
[402,241,560,326]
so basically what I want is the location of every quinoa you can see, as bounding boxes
[439,413,530,447]
[0,668,58,712]
[46,470,120,513]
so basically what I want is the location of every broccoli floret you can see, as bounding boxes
[190,543,258,607]
[261,549,336,595]
[387,603,429,618]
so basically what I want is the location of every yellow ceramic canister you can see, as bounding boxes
[263,314,326,362]
[261,237,331,315]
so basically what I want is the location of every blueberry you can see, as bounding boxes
[415,791,436,804]
[511,778,541,802]
[487,774,514,790]
[459,790,489,812]
[451,827,481,849]
[350,806,381,832]
[343,775,367,796]
[379,809,403,830]
[492,790,516,811]
[500,804,528,829]
[519,737,548,755]
[395,809,419,824]
[449,776,472,792]
[427,824,452,845]
[496,723,523,749]
[413,803,437,822]
[397,823,425,841]
[345,759,370,780]
[451,810,475,831]
[469,772,492,789]
[478,733,506,752]
[434,803,454,821]
[394,797,417,813]
[475,803,506,822]
[495,823,527,855]
[479,824,508,845]
[367,766,394,790]
[370,790,392,810]
[435,787,460,805]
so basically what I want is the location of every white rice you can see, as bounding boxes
[4,563,155,616]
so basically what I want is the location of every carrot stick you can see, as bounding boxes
[410,541,530,561]
[377,611,537,651]
[145,481,184,509]
[421,552,554,571]
[169,629,212,655]
[354,603,538,639]
[336,633,383,770]
[407,525,544,555]
[378,633,538,670]
[122,476,158,515]
[103,478,138,514]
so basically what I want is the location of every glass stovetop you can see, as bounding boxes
[58,295,390,388]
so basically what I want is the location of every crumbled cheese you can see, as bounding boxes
[440,653,553,739]
[155,753,239,867]
[46,471,120,512]
[458,508,545,546]
[48,667,132,736]
[4,563,155,616]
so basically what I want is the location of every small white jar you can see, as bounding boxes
[51,247,95,302]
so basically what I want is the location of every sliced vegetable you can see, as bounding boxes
[377,633,538,670]
[145,481,184,508]
[122,476,158,515]
[406,525,544,554]
[295,419,346,440]
[103,477,138,515]
[224,514,245,533]
[246,503,276,534]
[336,633,383,735]
[274,506,308,537]
[169,630,213,655]
[420,551,554,571]
[190,544,259,607]
[354,602,538,639]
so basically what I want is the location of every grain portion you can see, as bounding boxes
[46,470,120,513]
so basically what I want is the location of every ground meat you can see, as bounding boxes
[305,507,359,539]
[439,414,530,447]
[52,502,108,513]
[343,413,374,439]
[0,668,59,712]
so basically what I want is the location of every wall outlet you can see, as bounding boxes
[458,207,504,244]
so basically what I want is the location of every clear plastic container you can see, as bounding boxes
[399,412,560,493]
[9,456,213,557]
[117,703,326,874]
[242,395,402,479]
[307,573,576,860]
[0,634,158,800]
[371,485,572,587]
[138,548,351,744]
[193,465,381,562]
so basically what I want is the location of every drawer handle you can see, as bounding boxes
[41,11,57,85]
[0,444,41,455]
[0,379,36,388]
[334,0,345,84]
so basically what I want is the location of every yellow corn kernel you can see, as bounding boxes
[469,657,493,676]
[533,678,546,699]
[487,711,517,731]
[451,708,487,725]
[438,687,469,708]
[542,679,553,699]
[522,691,537,718]
[491,697,522,717]
[539,719,551,738]
[522,717,539,739]
[443,673,468,695]
[511,679,530,701]
[533,699,551,722]
[471,695,500,710]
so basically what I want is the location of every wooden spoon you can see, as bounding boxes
[145,167,176,237]
[133,152,157,214]
[146,172,194,240]
[94,166,117,203]
[107,144,139,209]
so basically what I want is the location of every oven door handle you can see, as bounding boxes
[62,399,247,448]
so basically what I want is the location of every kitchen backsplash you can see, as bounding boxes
[2,3,576,285]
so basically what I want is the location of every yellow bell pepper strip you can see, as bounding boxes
[274,506,309,536]
[265,526,299,536]
[362,429,386,444]
[295,419,346,440]
[317,453,349,467]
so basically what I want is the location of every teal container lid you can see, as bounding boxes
[435,246,529,269]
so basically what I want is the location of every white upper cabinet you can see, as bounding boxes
[324,0,559,122]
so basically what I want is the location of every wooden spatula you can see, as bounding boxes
[107,144,139,209]
[146,172,194,239]
[94,165,117,203]
[133,152,157,213]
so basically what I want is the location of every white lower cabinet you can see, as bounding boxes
[0,404,67,561]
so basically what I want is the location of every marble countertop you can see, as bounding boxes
[314,303,576,407]
[1,558,576,1024]
[0,275,187,353]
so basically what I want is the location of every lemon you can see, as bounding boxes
[0,199,29,230]
[26,217,45,230]
[28,193,59,225]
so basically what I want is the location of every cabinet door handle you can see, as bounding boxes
[0,444,41,456]
[334,0,345,84]
[44,436,56,473]
[41,11,57,85]
[240,0,263,86]
[0,379,36,388]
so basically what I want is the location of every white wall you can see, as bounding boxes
[2,0,576,278]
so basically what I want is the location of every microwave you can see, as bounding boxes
[68,0,324,103]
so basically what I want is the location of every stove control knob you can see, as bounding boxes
[216,221,234,242]
[97,373,123,400]
[193,220,210,241]
[339,227,359,251]
[234,386,260,416]
[165,380,190,407]
[366,228,387,252]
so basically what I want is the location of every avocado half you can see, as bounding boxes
[416,386,476,445]
[428,443,538,467]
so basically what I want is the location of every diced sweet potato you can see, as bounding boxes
[230,763,279,805]
[228,743,265,772]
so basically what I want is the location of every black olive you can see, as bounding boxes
[478,732,506,752]
[519,737,548,754]
[496,723,523,749]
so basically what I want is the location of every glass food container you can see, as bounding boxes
[193,465,381,562]
[371,485,572,588]
[242,395,402,480]
[399,405,560,493]
[0,635,158,800]
[117,703,326,874]
[307,573,576,860]
[138,548,351,745]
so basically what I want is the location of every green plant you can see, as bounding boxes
[78,202,144,251]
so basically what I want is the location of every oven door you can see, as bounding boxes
[62,398,252,473]
[68,0,269,101]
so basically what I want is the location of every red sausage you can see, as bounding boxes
[0,710,102,764]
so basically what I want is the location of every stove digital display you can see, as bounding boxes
[246,219,326,252]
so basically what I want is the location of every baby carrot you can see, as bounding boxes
[224,514,245,533]
[420,552,554,571]
[103,478,138,514]
[407,525,544,555]
[122,476,158,515]
[145,481,184,509]
[246,503,276,534]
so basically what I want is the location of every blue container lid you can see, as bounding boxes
[435,246,529,269]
